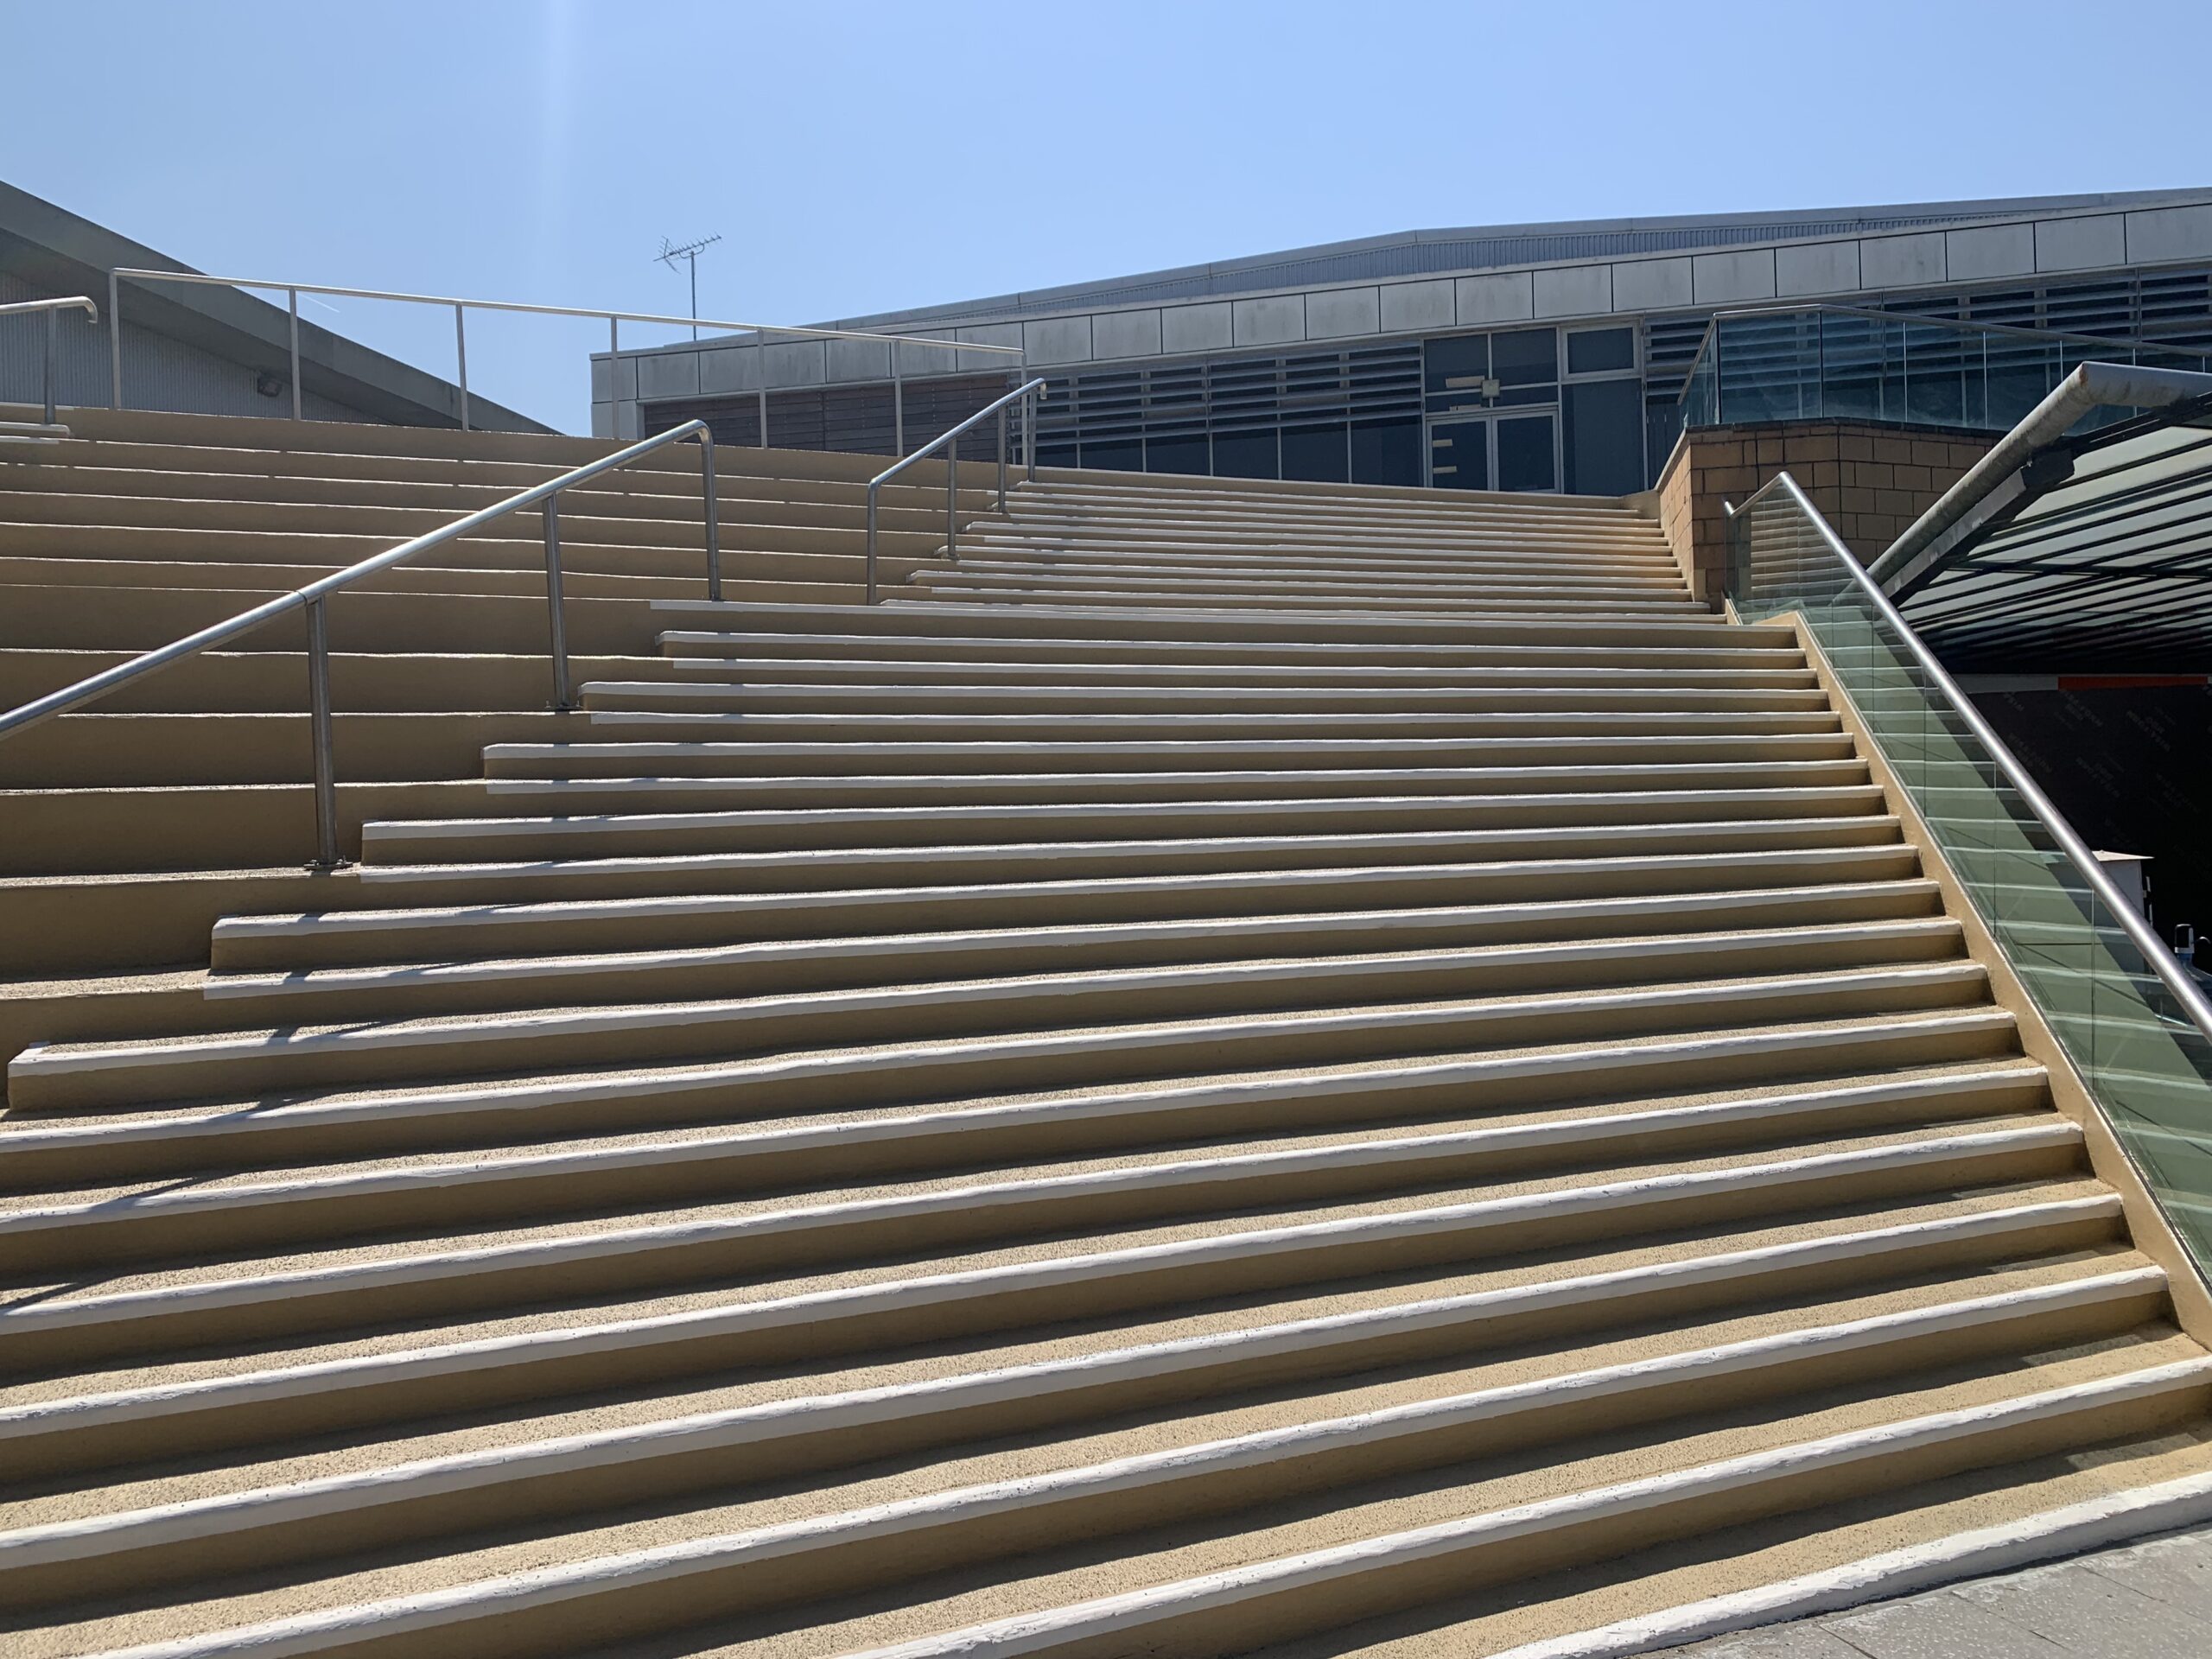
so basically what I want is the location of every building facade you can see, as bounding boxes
[603,189,2212,495]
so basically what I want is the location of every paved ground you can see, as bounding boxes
[1655,1522,2212,1656]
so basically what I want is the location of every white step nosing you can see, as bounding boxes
[1484,1469,2212,1659]
[462,732,1856,766]
[79,1347,2204,1659]
[649,652,1816,685]
[200,912,1949,1004]
[0,1120,2081,1357]
[15,959,1989,1084]
[0,1059,2022,1245]
[538,715,1848,738]
[644,629,1798,665]
[823,1358,2212,1659]
[0,1268,2159,1589]
[213,871,1919,945]
[0,1192,2107,1470]
[0,1014,2021,1187]
[365,774,1886,840]
[589,680,1828,708]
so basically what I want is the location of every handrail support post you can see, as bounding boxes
[304,598,342,871]
[865,486,880,606]
[288,289,303,422]
[42,307,57,426]
[543,494,576,712]
[696,429,721,601]
[996,405,1007,512]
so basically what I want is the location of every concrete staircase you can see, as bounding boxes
[1,421,2207,1659]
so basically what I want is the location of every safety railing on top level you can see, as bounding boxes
[0,295,100,433]
[865,378,1048,605]
[103,267,1027,435]
[0,419,721,870]
[1678,303,2212,438]
[1726,470,2212,1272]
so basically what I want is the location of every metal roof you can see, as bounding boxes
[1895,397,2212,672]
[0,180,547,432]
[824,190,2212,332]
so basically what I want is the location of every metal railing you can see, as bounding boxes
[0,295,100,430]
[105,267,1025,433]
[0,420,721,868]
[1726,470,2212,1267]
[865,378,1048,605]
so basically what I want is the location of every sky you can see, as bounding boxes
[5,0,2209,432]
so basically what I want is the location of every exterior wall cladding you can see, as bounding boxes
[602,194,2212,498]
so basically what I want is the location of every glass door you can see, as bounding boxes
[1422,327,1560,493]
[1427,410,1559,493]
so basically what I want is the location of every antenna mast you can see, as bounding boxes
[655,234,723,340]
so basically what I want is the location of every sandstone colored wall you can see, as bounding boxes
[1656,421,1996,605]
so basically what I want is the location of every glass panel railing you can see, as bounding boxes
[1728,475,2212,1272]
[1682,306,2212,437]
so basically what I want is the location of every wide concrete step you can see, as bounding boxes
[210,856,1927,972]
[531,708,1847,750]
[652,626,1804,672]
[912,564,1688,601]
[889,584,1704,617]
[0,1106,2072,1377]
[937,545,1683,582]
[0,1181,2114,1488]
[17,1218,2189,1654]
[0,647,677,716]
[192,911,1961,1027]
[465,734,1863,791]
[358,798,1908,877]
[609,678,1834,715]
[648,599,1784,651]
[0,1045,2027,1277]
[0,1254,2157,1625]
[6,949,1993,1111]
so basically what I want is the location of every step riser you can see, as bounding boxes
[210,875,1936,976]
[814,1382,2209,1659]
[0,1135,2077,1376]
[454,738,1866,792]
[2,1018,2012,1208]
[655,634,1804,671]
[652,658,1822,691]
[0,1287,2155,1619]
[0,1063,2015,1273]
[358,787,1885,862]
[9,958,1989,1111]
[557,709,1847,743]
[194,915,1960,1027]
[3,1197,2111,1487]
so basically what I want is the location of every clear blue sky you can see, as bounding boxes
[6,0,2208,431]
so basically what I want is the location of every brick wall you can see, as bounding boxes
[1654,421,1995,606]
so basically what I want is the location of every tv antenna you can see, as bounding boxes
[655,234,723,339]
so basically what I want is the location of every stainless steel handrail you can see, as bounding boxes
[0,419,721,868]
[1674,302,2208,416]
[865,378,1048,605]
[1866,360,2212,597]
[0,295,100,429]
[1731,469,2212,1047]
[105,267,1021,432]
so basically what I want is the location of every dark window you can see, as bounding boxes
[1496,413,1556,492]
[642,397,760,448]
[1423,334,1490,394]
[1491,328,1559,388]
[1039,442,1078,470]
[1351,418,1421,486]
[1567,327,1635,375]
[1145,434,1210,474]
[1562,379,1645,496]
[1080,438,1143,473]
[1212,429,1279,479]
[1281,422,1349,483]
[1429,420,1489,491]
